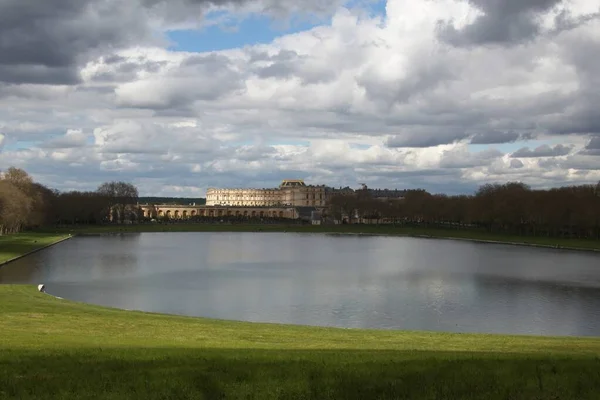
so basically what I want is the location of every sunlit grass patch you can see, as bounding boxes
[1,285,600,399]
[0,233,70,264]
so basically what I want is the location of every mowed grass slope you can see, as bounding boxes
[2,286,600,399]
[0,233,70,264]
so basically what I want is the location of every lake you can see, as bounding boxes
[2,232,600,336]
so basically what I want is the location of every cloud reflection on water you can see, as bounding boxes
[2,232,600,336]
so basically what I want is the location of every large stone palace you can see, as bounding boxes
[136,180,407,222]
[139,204,299,220]
[138,179,332,221]
[206,179,328,207]
[136,180,408,221]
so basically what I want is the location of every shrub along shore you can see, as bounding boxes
[1,285,600,399]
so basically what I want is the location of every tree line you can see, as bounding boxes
[0,167,138,234]
[139,197,205,205]
[2,166,600,240]
[328,181,600,239]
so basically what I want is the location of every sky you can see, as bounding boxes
[0,0,599,197]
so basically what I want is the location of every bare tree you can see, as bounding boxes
[97,181,139,223]
[0,181,32,235]
[2,167,33,188]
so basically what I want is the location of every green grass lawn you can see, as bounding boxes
[0,233,71,264]
[2,285,600,399]
[38,223,600,251]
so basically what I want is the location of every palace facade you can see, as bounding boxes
[136,179,359,221]
[206,179,328,207]
[139,205,298,220]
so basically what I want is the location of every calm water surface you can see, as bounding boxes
[2,232,600,336]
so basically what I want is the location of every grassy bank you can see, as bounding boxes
[37,223,600,251]
[0,233,71,265]
[1,285,600,399]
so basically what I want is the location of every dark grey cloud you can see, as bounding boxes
[90,59,168,83]
[0,65,76,85]
[254,63,295,79]
[103,55,128,65]
[11,155,205,193]
[386,128,469,148]
[439,148,503,168]
[470,130,520,144]
[585,136,600,149]
[248,49,339,84]
[41,131,88,149]
[545,37,600,136]
[248,49,298,63]
[579,136,600,156]
[3,0,600,196]
[181,53,232,67]
[115,53,243,109]
[511,144,573,158]
[234,145,277,161]
[0,0,339,86]
[0,0,154,85]
[376,168,459,178]
[510,159,524,169]
[560,154,600,170]
[537,157,560,169]
[553,9,600,32]
[142,0,344,20]
[437,0,562,46]
[357,58,455,106]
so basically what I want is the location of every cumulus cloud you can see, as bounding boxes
[92,120,220,155]
[579,136,600,155]
[1,0,600,195]
[510,159,524,169]
[511,144,573,158]
[437,0,597,47]
[470,131,520,144]
[560,154,600,170]
[0,0,343,85]
[439,146,504,168]
[0,0,158,84]
[114,53,244,109]
[41,129,89,149]
[142,0,346,22]
[387,129,469,148]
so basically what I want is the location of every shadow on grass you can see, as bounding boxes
[1,348,600,399]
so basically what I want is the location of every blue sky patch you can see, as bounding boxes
[348,0,387,18]
[167,13,327,53]
[4,140,39,151]
[166,1,388,53]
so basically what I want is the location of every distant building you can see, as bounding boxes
[206,179,328,208]
[139,181,413,221]
[367,188,407,201]
[138,204,297,220]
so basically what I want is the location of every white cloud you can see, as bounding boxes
[1,0,599,195]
